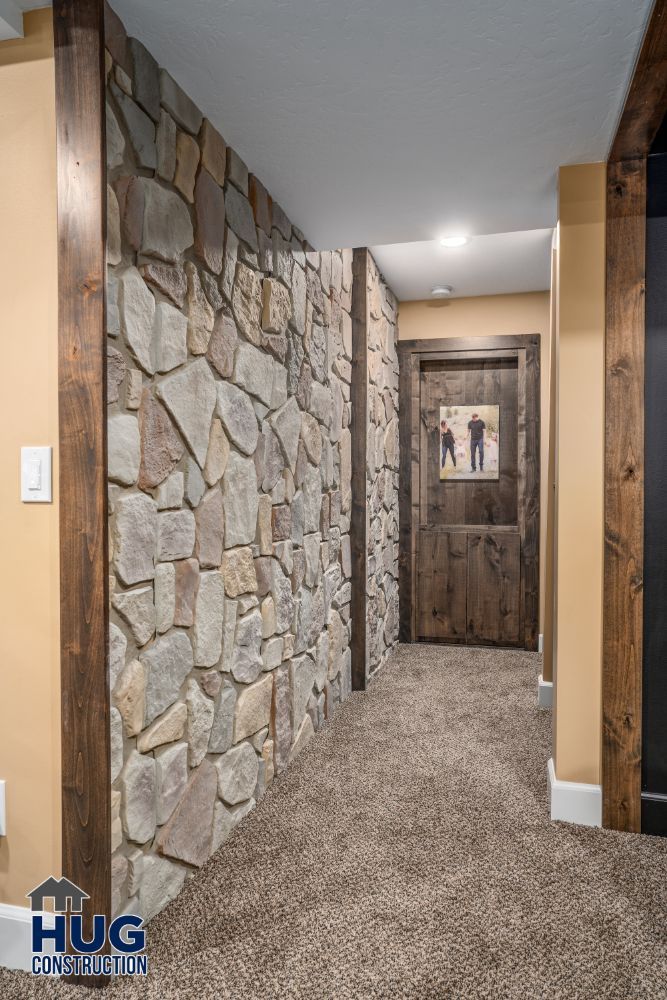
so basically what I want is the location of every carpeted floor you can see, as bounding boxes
[3,644,667,999]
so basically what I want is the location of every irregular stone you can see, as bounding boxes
[108,413,140,488]
[222,547,257,598]
[271,505,291,542]
[227,147,249,194]
[109,622,127,691]
[174,558,200,627]
[290,713,315,761]
[233,342,274,406]
[221,227,239,302]
[139,261,186,308]
[310,382,332,426]
[110,707,123,783]
[193,570,225,666]
[195,488,224,569]
[113,658,146,737]
[185,679,215,766]
[156,109,177,182]
[248,174,272,235]
[120,750,156,844]
[231,262,262,343]
[203,418,230,488]
[221,599,238,672]
[261,596,277,639]
[302,465,322,534]
[257,425,283,494]
[155,301,187,373]
[157,509,195,561]
[155,562,175,634]
[157,357,217,467]
[107,100,125,169]
[157,759,217,867]
[271,561,295,633]
[160,68,203,134]
[340,429,351,512]
[200,119,226,186]
[139,178,193,263]
[270,396,301,473]
[222,453,260,549]
[232,609,263,683]
[107,184,121,265]
[207,307,238,379]
[138,390,184,490]
[107,274,120,338]
[260,278,290,337]
[300,412,322,467]
[225,183,258,251]
[194,169,225,274]
[271,665,291,774]
[156,470,184,510]
[120,266,155,374]
[183,459,204,509]
[185,262,215,355]
[141,631,194,725]
[290,654,316,732]
[155,741,188,825]
[290,264,306,336]
[201,271,223,312]
[216,743,258,805]
[137,701,187,753]
[270,364,288,411]
[113,492,157,586]
[233,673,273,742]
[310,323,328,382]
[129,37,160,121]
[174,130,200,202]
[112,587,155,649]
[207,681,235,753]
[111,82,156,170]
[262,636,282,670]
[211,798,254,852]
[200,670,222,699]
[138,855,186,923]
[216,381,258,456]
[254,493,271,556]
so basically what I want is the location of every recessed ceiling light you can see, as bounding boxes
[431,285,453,298]
[439,235,468,248]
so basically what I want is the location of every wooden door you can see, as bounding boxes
[416,529,467,641]
[466,532,521,646]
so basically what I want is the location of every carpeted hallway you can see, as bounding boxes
[3,644,667,999]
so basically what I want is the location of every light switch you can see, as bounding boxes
[21,447,52,503]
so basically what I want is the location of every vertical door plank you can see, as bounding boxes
[416,530,467,641]
[467,532,521,646]
[351,248,369,689]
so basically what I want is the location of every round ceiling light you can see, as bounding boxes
[431,285,453,298]
[439,235,468,248]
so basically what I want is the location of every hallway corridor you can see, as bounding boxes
[4,644,667,999]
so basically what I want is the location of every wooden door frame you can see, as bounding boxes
[398,335,541,651]
[602,0,667,832]
[54,0,110,982]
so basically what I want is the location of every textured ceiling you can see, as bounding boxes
[372,229,553,302]
[112,0,652,250]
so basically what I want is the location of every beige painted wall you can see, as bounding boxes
[399,291,552,632]
[0,8,60,907]
[552,164,606,785]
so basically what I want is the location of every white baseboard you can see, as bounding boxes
[548,758,601,828]
[537,674,553,709]
[0,903,55,972]
[538,633,544,653]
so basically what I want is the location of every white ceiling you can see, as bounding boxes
[0,0,48,40]
[372,229,553,302]
[112,0,653,251]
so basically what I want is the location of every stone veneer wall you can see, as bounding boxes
[365,254,400,676]
[105,6,354,921]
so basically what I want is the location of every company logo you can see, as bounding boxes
[27,876,148,978]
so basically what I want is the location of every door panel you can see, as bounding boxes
[416,530,467,641]
[466,532,521,646]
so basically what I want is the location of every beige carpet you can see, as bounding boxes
[3,644,667,999]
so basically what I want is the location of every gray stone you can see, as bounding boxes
[193,570,225,667]
[157,509,195,561]
[113,493,157,586]
[300,412,322,467]
[139,178,194,263]
[216,381,258,456]
[185,679,215,766]
[155,741,188,825]
[157,357,217,467]
[303,533,320,588]
[185,262,215,355]
[310,382,333,426]
[156,109,176,182]
[227,147,249,194]
[108,413,140,486]
[222,453,259,547]
[225,183,258,250]
[173,557,200,627]
[209,682,236,753]
[159,68,203,134]
[109,622,127,691]
[204,418,230,486]
[113,658,146,737]
[156,758,217,867]
[156,470,184,510]
[120,266,156,375]
[270,364,288,411]
[215,743,258,805]
[138,390,184,491]
[221,227,239,302]
[232,345,275,411]
[303,465,322,534]
[207,307,238,379]
[194,169,225,274]
[155,301,187,373]
[154,562,175,634]
[270,396,301,474]
[271,665,291,774]
[111,82,156,170]
[110,707,123,783]
[231,609,262,684]
[291,264,307,336]
[107,184,121,265]
[233,673,273,742]
[201,271,224,312]
[107,275,121,338]
[262,636,282,671]
[137,701,187,754]
[112,586,155,648]
[262,278,291,335]
[141,631,194,725]
[120,750,156,844]
[221,599,238,672]
[139,260,185,308]
[107,101,125,169]
[271,561,295,633]
[138,855,186,923]
[258,424,284,493]
[290,654,316,731]
[129,36,160,121]
[200,119,226,187]
[310,323,328,382]
[195,488,224,569]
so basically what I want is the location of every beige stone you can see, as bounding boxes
[186,262,215,355]
[173,131,200,202]
[174,557,200,627]
[195,488,224,569]
[137,701,187,753]
[255,494,272,556]
[261,277,291,334]
[233,673,273,742]
[200,118,226,187]
[261,738,275,786]
[204,418,230,486]
[261,596,276,638]
[114,659,146,737]
[222,547,258,598]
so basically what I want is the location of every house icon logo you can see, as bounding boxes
[27,876,89,914]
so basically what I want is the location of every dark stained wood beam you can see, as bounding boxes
[350,248,368,690]
[53,0,110,983]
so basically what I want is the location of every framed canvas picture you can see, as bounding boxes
[439,404,500,481]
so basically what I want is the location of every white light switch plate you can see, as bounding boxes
[21,447,52,502]
[0,780,5,836]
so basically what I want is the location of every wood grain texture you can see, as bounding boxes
[522,343,540,650]
[416,530,467,641]
[54,0,110,983]
[398,348,413,640]
[602,158,646,833]
[609,0,667,162]
[467,532,521,646]
[350,248,368,690]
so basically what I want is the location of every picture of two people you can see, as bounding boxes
[439,404,500,481]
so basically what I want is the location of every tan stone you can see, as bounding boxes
[107,185,121,265]
[261,277,291,334]
[261,737,275,785]
[186,262,215,355]
[200,119,226,187]
[138,389,184,490]
[126,369,143,410]
[204,418,230,486]
[206,307,238,379]
[255,494,272,556]
[174,558,200,627]
[222,547,257,598]
[137,701,186,753]
[231,262,262,346]
[173,131,200,202]
[156,759,217,867]
[233,673,273,742]
[195,488,224,569]
[261,596,276,638]
[114,659,146,737]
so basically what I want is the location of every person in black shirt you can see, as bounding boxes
[468,413,486,472]
[440,419,456,469]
